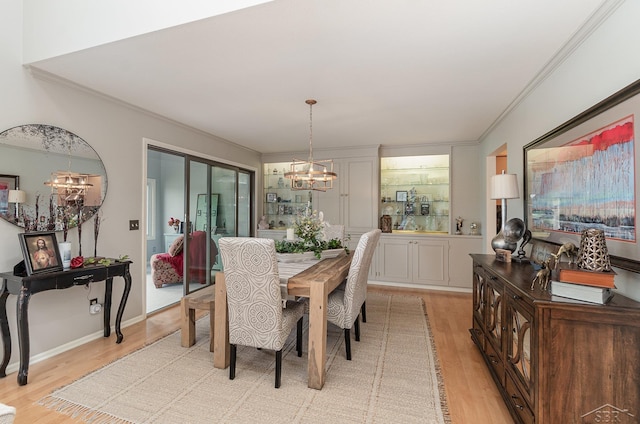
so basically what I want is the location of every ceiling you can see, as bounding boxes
[26,0,610,154]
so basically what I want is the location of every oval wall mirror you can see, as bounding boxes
[0,124,107,231]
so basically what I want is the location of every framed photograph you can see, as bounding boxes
[524,78,640,272]
[396,191,408,202]
[266,192,277,203]
[0,174,19,215]
[18,231,63,275]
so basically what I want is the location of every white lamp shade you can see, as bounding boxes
[490,173,519,200]
[8,190,26,203]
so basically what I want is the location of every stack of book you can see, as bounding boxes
[550,263,616,304]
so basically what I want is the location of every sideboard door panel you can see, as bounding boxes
[540,307,640,422]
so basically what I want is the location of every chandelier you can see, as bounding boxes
[44,172,93,201]
[44,141,93,202]
[284,99,337,191]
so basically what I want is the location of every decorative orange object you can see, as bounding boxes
[70,256,84,269]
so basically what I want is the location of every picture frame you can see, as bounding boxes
[524,78,640,273]
[18,231,63,275]
[0,174,19,215]
[266,192,277,203]
[396,191,408,202]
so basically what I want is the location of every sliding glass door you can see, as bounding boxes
[184,157,254,294]
[146,146,254,309]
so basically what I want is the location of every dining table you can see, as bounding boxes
[213,253,352,390]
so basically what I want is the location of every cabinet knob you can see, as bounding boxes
[511,394,525,410]
[513,294,521,300]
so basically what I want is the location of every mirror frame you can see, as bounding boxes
[0,124,108,232]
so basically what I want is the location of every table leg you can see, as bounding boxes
[115,266,132,343]
[307,281,328,389]
[0,284,9,378]
[16,287,31,386]
[104,277,112,338]
[213,272,229,368]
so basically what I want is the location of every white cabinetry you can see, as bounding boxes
[376,236,449,286]
[315,157,378,233]
[448,236,483,288]
[372,234,481,289]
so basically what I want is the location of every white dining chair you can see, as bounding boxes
[219,237,306,388]
[326,229,381,360]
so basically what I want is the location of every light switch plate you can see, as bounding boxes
[129,220,139,231]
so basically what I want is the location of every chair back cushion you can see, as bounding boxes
[219,237,285,350]
[168,235,184,256]
[340,229,381,325]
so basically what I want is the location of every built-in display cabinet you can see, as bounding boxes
[380,155,449,233]
[262,162,313,229]
[261,146,481,290]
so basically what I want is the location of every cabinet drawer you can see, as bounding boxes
[505,373,534,424]
[506,287,534,316]
[485,338,504,387]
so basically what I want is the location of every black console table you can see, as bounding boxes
[0,260,132,385]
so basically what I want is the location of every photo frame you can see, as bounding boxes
[524,78,640,272]
[0,174,19,215]
[266,192,277,203]
[396,191,408,202]
[18,231,63,275]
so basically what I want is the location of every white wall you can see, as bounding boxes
[22,0,271,63]
[480,0,640,301]
[0,0,261,372]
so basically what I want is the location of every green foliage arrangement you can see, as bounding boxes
[274,209,349,259]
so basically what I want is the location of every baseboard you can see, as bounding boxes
[368,280,472,294]
[2,314,145,376]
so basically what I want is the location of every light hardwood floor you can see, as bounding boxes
[0,286,512,423]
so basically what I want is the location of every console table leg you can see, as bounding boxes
[115,267,131,344]
[16,288,30,386]
[0,287,10,378]
[104,278,112,338]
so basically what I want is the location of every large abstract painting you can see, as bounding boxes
[527,115,635,241]
[525,79,640,272]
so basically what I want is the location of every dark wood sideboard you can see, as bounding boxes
[470,254,640,424]
[0,261,132,385]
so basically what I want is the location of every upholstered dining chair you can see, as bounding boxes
[219,237,306,388]
[327,229,381,360]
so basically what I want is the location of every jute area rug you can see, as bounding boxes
[39,292,450,424]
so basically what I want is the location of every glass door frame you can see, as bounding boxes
[184,155,255,295]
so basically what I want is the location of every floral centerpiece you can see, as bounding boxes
[275,209,347,259]
[168,216,181,232]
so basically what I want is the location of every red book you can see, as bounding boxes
[555,263,616,288]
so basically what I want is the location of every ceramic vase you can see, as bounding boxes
[58,242,72,269]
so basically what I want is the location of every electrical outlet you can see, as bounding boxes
[89,298,102,315]
[129,220,140,231]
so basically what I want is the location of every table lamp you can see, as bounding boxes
[490,171,519,253]
[8,189,26,221]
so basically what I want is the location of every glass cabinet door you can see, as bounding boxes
[506,295,533,404]
[472,266,485,321]
[487,279,503,351]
